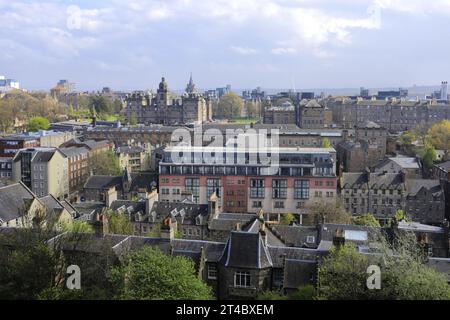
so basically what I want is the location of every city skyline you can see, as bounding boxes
[1,0,450,91]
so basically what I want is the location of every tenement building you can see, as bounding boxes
[337,121,387,172]
[159,145,338,220]
[124,76,212,125]
[340,170,445,225]
[327,97,450,132]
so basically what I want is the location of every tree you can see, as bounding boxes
[303,202,352,226]
[426,120,450,153]
[353,213,381,227]
[217,93,244,118]
[395,209,407,222]
[129,115,138,126]
[290,285,318,300]
[28,117,50,132]
[107,211,134,235]
[89,95,114,115]
[63,220,93,233]
[109,247,212,300]
[280,213,296,225]
[88,150,122,176]
[322,138,332,148]
[318,232,450,300]
[245,101,260,118]
[0,229,66,300]
[422,146,437,169]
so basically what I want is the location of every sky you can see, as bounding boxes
[1,0,450,92]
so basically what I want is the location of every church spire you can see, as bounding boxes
[185,73,197,94]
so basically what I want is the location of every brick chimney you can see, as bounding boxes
[93,213,109,237]
[332,228,345,248]
[161,217,177,240]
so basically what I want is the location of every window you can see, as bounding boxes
[306,236,315,244]
[234,271,251,288]
[294,180,309,199]
[250,179,264,198]
[274,201,285,209]
[185,178,200,203]
[208,265,217,280]
[207,178,221,198]
[272,179,287,199]
[252,201,262,208]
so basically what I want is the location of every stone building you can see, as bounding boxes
[60,146,90,194]
[12,148,69,199]
[340,171,445,225]
[116,145,151,172]
[327,97,450,132]
[337,121,387,172]
[263,101,298,125]
[372,156,422,179]
[299,99,331,129]
[405,179,445,225]
[124,76,212,125]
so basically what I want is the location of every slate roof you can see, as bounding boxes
[341,172,405,190]
[283,259,317,290]
[267,246,328,268]
[406,179,443,197]
[220,231,272,269]
[144,201,209,225]
[0,183,36,223]
[110,200,146,215]
[60,146,89,158]
[389,157,420,169]
[209,213,257,231]
[84,176,123,190]
[434,160,450,172]
[271,225,319,247]
[116,146,145,154]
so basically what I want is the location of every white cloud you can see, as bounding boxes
[271,47,297,55]
[230,46,259,55]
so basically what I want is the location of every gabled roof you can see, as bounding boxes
[220,231,272,269]
[406,179,442,197]
[84,175,123,190]
[0,182,37,222]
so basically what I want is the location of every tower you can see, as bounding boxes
[441,81,448,101]
[185,73,197,95]
[157,77,169,107]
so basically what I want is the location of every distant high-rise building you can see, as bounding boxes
[441,81,448,101]
[0,75,20,92]
[360,87,369,98]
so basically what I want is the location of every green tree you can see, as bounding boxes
[426,120,450,153]
[395,209,407,222]
[322,138,332,148]
[63,220,93,233]
[28,117,50,132]
[290,285,318,300]
[318,232,450,300]
[422,146,437,169]
[89,95,114,115]
[110,247,212,300]
[88,150,122,176]
[303,202,352,226]
[217,93,244,118]
[0,229,65,300]
[107,211,134,235]
[280,213,296,226]
[353,213,381,227]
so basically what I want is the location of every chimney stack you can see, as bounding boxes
[160,217,176,240]
[93,213,109,237]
